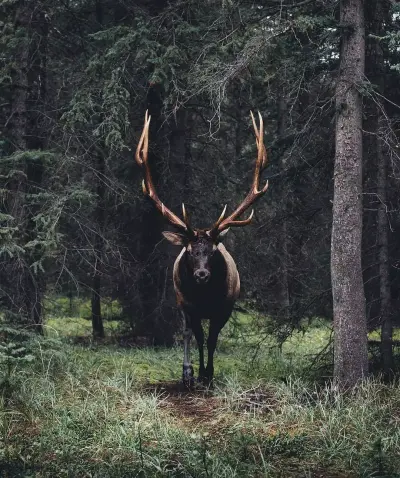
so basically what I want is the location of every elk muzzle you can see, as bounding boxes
[194,268,210,284]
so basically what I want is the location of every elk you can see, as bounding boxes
[135,111,268,385]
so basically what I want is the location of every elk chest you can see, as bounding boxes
[173,244,240,317]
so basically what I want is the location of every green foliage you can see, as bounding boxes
[0,217,24,259]
[94,67,130,151]
[294,14,334,32]
[0,150,63,279]
[0,150,57,166]
[0,326,66,392]
[0,326,34,398]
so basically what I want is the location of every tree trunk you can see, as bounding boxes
[332,0,368,388]
[91,149,106,339]
[364,0,392,377]
[6,3,48,333]
[23,8,49,334]
[91,0,106,339]
[92,273,105,339]
[377,124,393,377]
[6,5,29,322]
[277,87,290,321]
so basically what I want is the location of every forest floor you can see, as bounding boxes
[1,311,400,477]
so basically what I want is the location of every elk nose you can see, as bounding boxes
[194,269,210,283]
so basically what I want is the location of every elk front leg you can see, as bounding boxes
[180,309,194,386]
[192,319,206,381]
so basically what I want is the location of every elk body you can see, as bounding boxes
[135,111,269,384]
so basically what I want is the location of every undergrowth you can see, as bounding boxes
[1,315,400,477]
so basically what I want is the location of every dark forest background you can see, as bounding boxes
[1,0,399,367]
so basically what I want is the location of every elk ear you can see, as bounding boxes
[162,231,187,246]
[216,228,230,242]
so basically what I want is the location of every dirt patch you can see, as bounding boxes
[145,381,226,431]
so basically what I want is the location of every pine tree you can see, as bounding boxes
[332,0,368,388]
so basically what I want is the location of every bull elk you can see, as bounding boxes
[135,111,269,385]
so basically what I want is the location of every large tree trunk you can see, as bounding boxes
[331,0,368,388]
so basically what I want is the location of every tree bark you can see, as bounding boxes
[332,0,368,388]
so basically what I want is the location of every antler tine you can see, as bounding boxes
[225,209,254,228]
[250,110,268,170]
[208,111,269,237]
[182,203,195,236]
[209,204,227,232]
[135,111,189,233]
[135,111,150,167]
[182,203,188,224]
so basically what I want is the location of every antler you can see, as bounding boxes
[135,111,194,235]
[208,111,269,237]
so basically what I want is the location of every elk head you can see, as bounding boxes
[135,111,269,283]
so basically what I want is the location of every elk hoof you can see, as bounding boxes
[198,373,213,387]
[183,378,195,389]
[197,375,208,384]
[182,365,194,388]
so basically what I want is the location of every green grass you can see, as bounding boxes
[44,296,123,321]
[2,313,400,477]
[46,316,120,338]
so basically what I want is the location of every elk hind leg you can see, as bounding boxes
[205,321,223,383]
[206,313,231,383]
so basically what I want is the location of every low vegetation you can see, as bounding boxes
[1,310,400,477]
